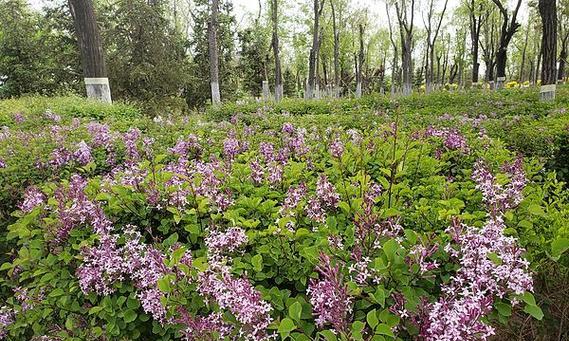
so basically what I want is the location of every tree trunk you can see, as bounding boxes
[271,0,283,101]
[68,0,111,103]
[491,0,522,89]
[539,0,556,101]
[395,0,415,96]
[355,23,364,98]
[208,0,221,105]
[519,25,529,82]
[306,0,324,99]
[331,0,340,97]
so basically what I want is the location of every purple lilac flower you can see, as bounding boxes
[198,262,273,340]
[87,122,113,148]
[43,110,61,122]
[280,183,307,216]
[308,253,352,333]
[19,186,45,213]
[259,142,275,162]
[0,159,5,168]
[329,138,344,158]
[0,306,14,339]
[267,162,283,185]
[176,308,232,341]
[316,174,340,208]
[49,147,72,169]
[123,128,142,162]
[74,141,93,165]
[223,137,241,161]
[472,159,527,216]
[13,112,25,123]
[77,234,125,295]
[205,227,248,257]
[250,160,264,184]
[306,197,326,223]
[281,123,295,134]
[407,244,439,275]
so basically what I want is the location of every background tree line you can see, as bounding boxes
[0,0,566,110]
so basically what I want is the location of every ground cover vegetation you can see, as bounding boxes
[0,87,567,340]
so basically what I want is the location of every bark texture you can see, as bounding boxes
[68,0,111,103]
[208,0,221,105]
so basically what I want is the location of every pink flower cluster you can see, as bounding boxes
[19,186,45,213]
[306,174,340,223]
[205,227,248,257]
[176,308,232,341]
[279,183,307,216]
[308,253,352,333]
[419,160,532,341]
[472,158,526,216]
[0,306,14,339]
[424,127,470,153]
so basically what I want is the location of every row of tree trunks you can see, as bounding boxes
[271,0,283,101]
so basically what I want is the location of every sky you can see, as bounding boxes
[28,0,529,30]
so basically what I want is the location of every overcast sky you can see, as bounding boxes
[28,0,529,31]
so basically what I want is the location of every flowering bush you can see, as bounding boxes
[0,92,568,340]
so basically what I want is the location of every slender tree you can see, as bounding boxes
[423,0,448,92]
[491,0,522,89]
[395,0,415,96]
[330,0,341,96]
[208,0,221,105]
[386,3,399,96]
[270,0,283,101]
[68,0,111,103]
[467,0,487,84]
[306,0,325,99]
[539,0,556,100]
[355,23,365,98]
[557,0,569,82]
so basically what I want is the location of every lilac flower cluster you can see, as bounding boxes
[176,308,232,341]
[19,186,45,213]
[87,122,114,148]
[123,128,142,163]
[306,174,340,223]
[308,253,352,333]
[472,158,526,216]
[419,160,532,340]
[0,307,14,339]
[329,138,344,158]
[205,227,248,257]
[279,183,307,216]
[169,134,201,158]
[49,146,72,169]
[407,243,439,275]
[281,123,309,157]
[74,141,92,165]
[424,127,470,153]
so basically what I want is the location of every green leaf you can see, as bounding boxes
[157,276,171,293]
[319,330,338,341]
[487,252,502,265]
[252,254,263,272]
[123,309,138,323]
[49,288,65,297]
[367,309,379,329]
[288,301,302,322]
[495,302,512,317]
[527,204,545,216]
[521,292,537,306]
[375,323,395,337]
[370,287,386,307]
[523,303,544,320]
[278,318,296,338]
[551,238,569,258]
